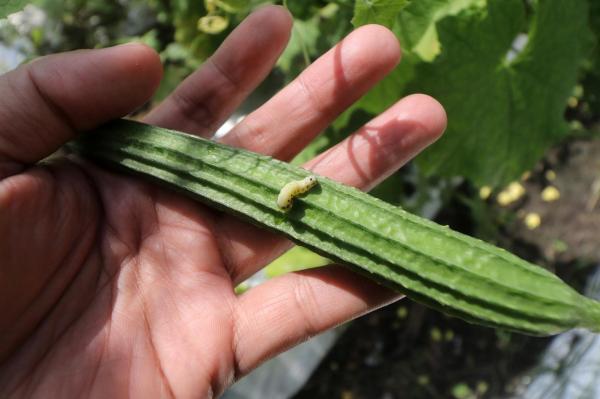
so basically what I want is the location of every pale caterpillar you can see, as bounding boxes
[277,175,318,211]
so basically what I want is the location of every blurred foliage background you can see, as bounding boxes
[1,0,600,398]
[1,0,595,186]
[0,0,596,181]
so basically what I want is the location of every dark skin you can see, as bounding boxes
[0,6,446,398]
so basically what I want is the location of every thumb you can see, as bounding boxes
[0,43,162,178]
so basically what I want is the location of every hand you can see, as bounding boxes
[0,6,446,397]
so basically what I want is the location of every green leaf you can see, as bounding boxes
[277,17,320,75]
[332,0,485,144]
[0,0,28,18]
[451,383,473,399]
[264,246,327,278]
[395,0,485,61]
[413,0,591,187]
[352,0,409,29]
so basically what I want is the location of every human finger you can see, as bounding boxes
[220,24,401,161]
[144,5,292,136]
[0,44,162,179]
[232,264,400,376]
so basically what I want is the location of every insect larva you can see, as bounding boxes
[277,175,318,211]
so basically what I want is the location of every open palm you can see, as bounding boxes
[0,6,446,398]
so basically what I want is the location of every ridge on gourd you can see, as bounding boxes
[68,119,600,336]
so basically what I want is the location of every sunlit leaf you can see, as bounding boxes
[414,0,591,186]
[0,0,28,19]
[352,0,409,28]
